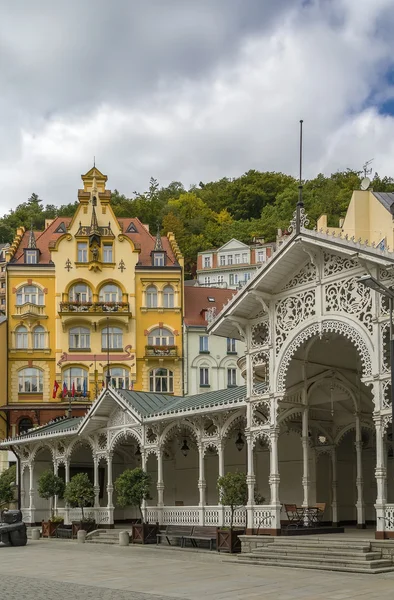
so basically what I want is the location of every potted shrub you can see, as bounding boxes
[37,469,65,537]
[115,467,156,544]
[0,465,16,508]
[216,471,247,553]
[64,473,96,537]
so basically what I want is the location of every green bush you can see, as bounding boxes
[64,473,95,521]
[115,468,151,523]
[217,471,248,530]
[0,465,16,506]
[37,469,65,519]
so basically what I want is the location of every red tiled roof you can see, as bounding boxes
[12,218,72,264]
[184,286,236,326]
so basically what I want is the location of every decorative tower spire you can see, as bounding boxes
[154,222,163,251]
[27,223,37,249]
[289,120,309,234]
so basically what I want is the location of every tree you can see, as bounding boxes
[114,467,152,523]
[217,471,248,530]
[37,469,65,519]
[64,473,94,520]
[0,465,16,506]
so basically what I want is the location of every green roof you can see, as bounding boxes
[116,390,174,416]
[0,417,82,445]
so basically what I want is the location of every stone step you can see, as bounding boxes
[252,548,381,560]
[236,557,394,574]
[268,541,372,552]
[242,552,389,568]
[87,537,120,545]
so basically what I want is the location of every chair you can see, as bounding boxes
[313,503,326,524]
[284,504,303,528]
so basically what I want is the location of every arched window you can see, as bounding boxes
[149,368,173,393]
[63,367,88,394]
[18,368,43,393]
[15,325,28,349]
[105,367,130,389]
[99,284,122,303]
[18,418,33,435]
[148,328,174,346]
[16,285,44,306]
[69,327,90,349]
[68,283,92,303]
[33,325,46,349]
[146,286,158,308]
[163,286,174,308]
[102,326,123,350]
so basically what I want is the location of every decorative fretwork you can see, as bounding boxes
[277,320,373,392]
[383,380,392,409]
[98,433,107,450]
[282,262,316,291]
[379,283,394,315]
[275,290,315,355]
[108,408,125,428]
[323,252,358,278]
[381,323,390,373]
[325,278,373,333]
[288,207,309,233]
[251,321,270,348]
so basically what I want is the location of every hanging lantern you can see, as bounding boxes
[235,431,245,452]
[181,439,189,457]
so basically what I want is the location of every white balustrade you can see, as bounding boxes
[204,508,220,526]
[146,508,159,523]
[384,505,394,531]
[162,507,200,525]
[253,507,275,529]
[224,507,247,527]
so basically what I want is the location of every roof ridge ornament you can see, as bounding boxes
[27,222,37,249]
[288,120,310,234]
[154,222,163,251]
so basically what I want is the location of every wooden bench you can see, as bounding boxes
[156,525,193,546]
[182,526,217,551]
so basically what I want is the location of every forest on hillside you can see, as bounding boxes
[1,169,394,275]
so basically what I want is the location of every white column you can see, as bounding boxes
[20,464,26,510]
[157,447,164,525]
[246,432,255,531]
[93,456,100,508]
[355,414,365,527]
[28,462,35,524]
[141,450,147,522]
[198,443,206,524]
[374,416,386,535]
[53,462,59,515]
[217,441,225,527]
[269,410,281,532]
[331,447,338,526]
[64,458,70,524]
[106,453,114,525]
[302,407,310,508]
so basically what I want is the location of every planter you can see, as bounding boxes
[131,522,158,544]
[72,520,96,537]
[42,519,64,538]
[216,528,245,553]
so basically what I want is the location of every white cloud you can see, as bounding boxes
[1,0,394,214]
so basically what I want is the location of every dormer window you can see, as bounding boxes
[24,250,39,264]
[153,252,165,267]
[126,222,137,233]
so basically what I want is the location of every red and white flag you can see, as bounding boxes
[52,380,59,399]
[72,382,76,397]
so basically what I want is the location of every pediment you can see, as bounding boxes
[217,238,249,252]
[78,388,141,435]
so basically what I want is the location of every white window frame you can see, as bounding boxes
[199,367,209,386]
[63,367,88,393]
[25,250,37,264]
[148,328,174,346]
[235,254,241,264]
[33,325,46,349]
[69,283,92,303]
[77,242,88,263]
[227,255,233,265]
[219,255,225,266]
[102,326,123,350]
[69,327,90,349]
[163,286,175,308]
[227,368,237,387]
[199,336,209,353]
[204,256,211,268]
[204,276,211,285]
[103,243,113,263]
[18,368,43,393]
[99,284,122,303]
[257,249,266,263]
[16,285,44,306]
[15,326,28,349]
[153,253,165,266]
[105,367,130,389]
[242,252,248,263]
[146,286,158,308]
[149,368,173,393]
[227,338,236,353]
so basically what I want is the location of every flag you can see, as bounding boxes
[71,381,75,397]
[62,382,68,398]
[52,380,59,399]
[101,380,105,389]
[83,378,87,397]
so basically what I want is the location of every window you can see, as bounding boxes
[105,367,130,389]
[102,326,123,349]
[204,276,211,285]
[199,367,209,386]
[149,368,173,393]
[63,367,88,394]
[68,283,92,303]
[146,286,158,308]
[16,285,44,306]
[25,250,38,264]
[227,368,237,387]
[69,327,90,349]
[199,336,209,353]
[15,326,28,349]
[148,327,174,346]
[163,286,174,308]
[99,284,122,303]
[103,244,113,263]
[227,338,236,353]
[18,418,33,435]
[204,256,211,268]
[77,242,88,263]
[217,275,224,283]
[219,255,225,266]
[242,253,248,263]
[33,325,46,349]
[153,253,165,266]
[18,368,43,393]
[229,274,234,286]
[235,254,241,264]
[257,250,266,263]
[227,255,233,265]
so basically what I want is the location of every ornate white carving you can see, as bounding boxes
[282,262,316,291]
[323,252,358,277]
[382,380,392,409]
[325,278,372,333]
[288,206,309,232]
[108,408,125,428]
[381,323,390,373]
[275,290,315,355]
[251,321,270,348]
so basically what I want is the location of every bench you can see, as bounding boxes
[182,526,217,551]
[56,524,73,539]
[156,525,193,546]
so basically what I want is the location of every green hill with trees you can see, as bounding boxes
[1,169,393,275]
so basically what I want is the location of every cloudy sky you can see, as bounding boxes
[1,0,394,213]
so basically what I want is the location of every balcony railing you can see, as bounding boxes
[59,301,130,314]
[13,303,46,319]
[145,345,178,358]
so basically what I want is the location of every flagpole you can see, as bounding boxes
[106,316,111,388]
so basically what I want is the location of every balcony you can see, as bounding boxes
[59,301,130,314]
[13,303,47,320]
[145,345,178,358]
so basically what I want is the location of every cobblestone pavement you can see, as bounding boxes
[1,540,394,600]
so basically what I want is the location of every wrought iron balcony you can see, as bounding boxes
[145,345,178,358]
[59,301,130,314]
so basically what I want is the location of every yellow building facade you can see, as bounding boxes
[5,167,184,436]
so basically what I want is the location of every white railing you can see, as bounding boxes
[224,508,247,527]
[384,505,394,531]
[162,507,200,525]
[146,508,159,523]
[253,507,275,529]
[204,507,221,525]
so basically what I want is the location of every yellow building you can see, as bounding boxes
[318,189,394,249]
[0,315,8,472]
[5,167,184,436]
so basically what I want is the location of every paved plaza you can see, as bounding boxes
[1,540,394,599]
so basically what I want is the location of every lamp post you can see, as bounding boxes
[359,275,394,446]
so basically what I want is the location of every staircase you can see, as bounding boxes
[86,529,131,545]
[237,538,394,574]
